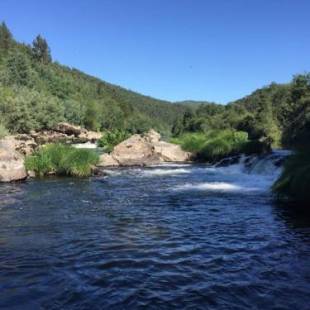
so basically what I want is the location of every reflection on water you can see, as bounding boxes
[0,160,309,309]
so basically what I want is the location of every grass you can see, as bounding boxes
[273,151,310,206]
[25,143,99,177]
[171,130,249,162]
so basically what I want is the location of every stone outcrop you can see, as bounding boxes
[53,122,102,143]
[0,122,103,182]
[0,137,27,182]
[54,122,83,136]
[98,130,191,167]
[0,123,103,156]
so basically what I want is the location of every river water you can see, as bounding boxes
[0,152,309,309]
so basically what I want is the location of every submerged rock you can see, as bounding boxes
[0,138,27,182]
[98,129,192,167]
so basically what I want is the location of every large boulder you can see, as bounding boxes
[112,134,156,166]
[98,129,192,167]
[98,154,120,167]
[0,138,27,182]
[54,122,84,136]
[153,141,191,162]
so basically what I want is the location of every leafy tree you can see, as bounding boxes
[84,101,100,131]
[63,99,85,125]
[32,35,52,64]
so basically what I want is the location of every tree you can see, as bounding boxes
[63,99,85,125]
[0,22,13,52]
[32,35,52,64]
[171,118,184,137]
[84,101,100,131]
[5,51,35,86]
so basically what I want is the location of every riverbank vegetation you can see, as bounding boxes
[171,130,249,162]
[97,129,130,153]
[25,144,99,177]
[273,151,310,207]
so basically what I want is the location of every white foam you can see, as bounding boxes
[175,182,242,192]
[142,168,190,176]
[72,142,97,149]
[174,181,264,192]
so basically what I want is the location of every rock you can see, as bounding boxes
[78,130,102,142]
[30,123,103,145]
[98,154,120,167]
[98,129,192,167]
[112,134,156,166]
[0,138,27,182]
[31,130,72,145]
[144,129,161,143]
[14,134,37,155]
[153,141,191,162]
[54,122,85,136]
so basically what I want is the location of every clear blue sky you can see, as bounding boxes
[1,0,309,103]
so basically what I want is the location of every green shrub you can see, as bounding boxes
[172,130,249,162]
[97,129,130,153]
[273,151,310,206]
[25,143,99,177]
[0,123,9,139]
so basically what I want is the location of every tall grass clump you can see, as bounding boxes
[97,129,130,153]
[25,143,99,177]
[273,151,310,207]
[172,130,249,162]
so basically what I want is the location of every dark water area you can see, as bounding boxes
[0,158,310,309]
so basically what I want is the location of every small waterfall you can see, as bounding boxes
[215,150,291,176]
[205,150,292,192]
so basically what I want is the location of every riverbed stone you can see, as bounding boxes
[0,138,27,182]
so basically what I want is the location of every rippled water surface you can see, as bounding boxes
[0,160,310,309]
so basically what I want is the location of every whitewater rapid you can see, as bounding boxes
[104,151,289,194]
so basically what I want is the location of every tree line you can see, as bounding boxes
[0,22,186,136]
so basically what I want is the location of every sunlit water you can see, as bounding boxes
[0,152,309,309]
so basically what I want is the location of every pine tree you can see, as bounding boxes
[6,51,34,86]
[32,35,52,64]
[0,22,13,52]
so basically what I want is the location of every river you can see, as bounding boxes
[0,152,309,309]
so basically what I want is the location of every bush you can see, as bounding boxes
[0,123,8,139]
[273,151,310,206]
[172,130,249,162]
[97,129,130,153]
[25,143,99,177]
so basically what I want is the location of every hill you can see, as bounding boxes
[0,22,186,136]
[0,21,309,150]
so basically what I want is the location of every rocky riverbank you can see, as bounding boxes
[0,123,103,182]
[0,125,192,182]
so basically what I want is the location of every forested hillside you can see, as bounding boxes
[172,75,310,149]
[0,21,309,151]
[0,22,186,136]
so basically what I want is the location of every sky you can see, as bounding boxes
[0,0,309,103]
